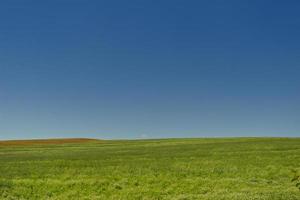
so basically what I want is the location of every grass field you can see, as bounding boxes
[0,138,299,200]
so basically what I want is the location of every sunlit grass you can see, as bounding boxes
[0,138,299,199]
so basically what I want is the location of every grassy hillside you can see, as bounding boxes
[0,138,99,146]
[0,138,299,200]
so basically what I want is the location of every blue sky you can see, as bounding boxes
[0,0,299,139]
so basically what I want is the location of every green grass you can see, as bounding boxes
[0,138,299,200]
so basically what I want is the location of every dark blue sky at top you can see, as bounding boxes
[0,0,299,139]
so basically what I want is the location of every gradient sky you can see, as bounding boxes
[0,0,299,140]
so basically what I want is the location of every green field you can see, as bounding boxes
[0,138,299,200]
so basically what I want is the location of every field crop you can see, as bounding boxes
[0,138,299,200]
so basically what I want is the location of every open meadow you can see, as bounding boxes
[0,138,299,200]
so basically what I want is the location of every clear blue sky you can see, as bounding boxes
[0,0,299,140]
